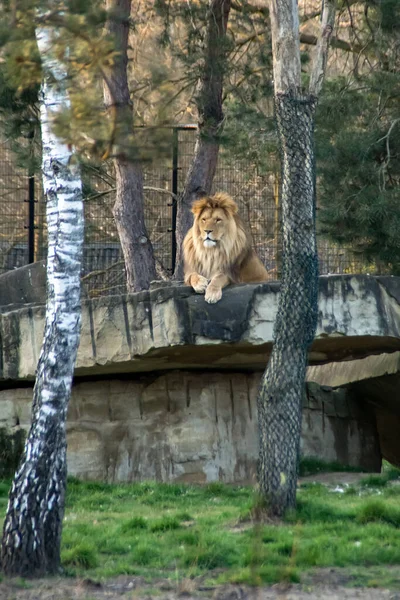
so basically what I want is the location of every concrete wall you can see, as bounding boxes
[1,273,396,482]
[0,373,381,483]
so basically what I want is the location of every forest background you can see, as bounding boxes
[0,0,399,296]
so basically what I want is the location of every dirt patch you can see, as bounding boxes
[0,572,399,600]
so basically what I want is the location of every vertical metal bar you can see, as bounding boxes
[171,127,179,273]
[273,171,281,280]
[28,131,35,264]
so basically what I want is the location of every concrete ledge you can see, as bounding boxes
[307,352,400,388]
[0,275,399,383]
[0,261,46,308]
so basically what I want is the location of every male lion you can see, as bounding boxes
[183,192,268,304]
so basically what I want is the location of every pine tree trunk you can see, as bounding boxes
[103,0,157,292]
[257,92,318,516]
[1,24,83,576]
[173,0,231,280]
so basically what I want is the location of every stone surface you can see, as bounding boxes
[0,374,381,483]
[307,352,400,467]
[1,275,400,382]
[0,261,46,308]
[0,273,397,481]
[307,352,400,388]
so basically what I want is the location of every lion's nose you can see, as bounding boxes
[204,229,213,234]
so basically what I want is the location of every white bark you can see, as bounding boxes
[269,0,302,93]
[1,18,84,576]
[309,0,337,96]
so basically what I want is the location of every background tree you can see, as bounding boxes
[102,0,157,291]
[161,0,232,279]
[1,9,84,576]
[316,1,400,273]
[0,0,398,289]
[256,0,336,517]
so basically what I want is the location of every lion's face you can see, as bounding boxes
[191,193,240,254]
[184,192,268,300]
[197,206,230,248]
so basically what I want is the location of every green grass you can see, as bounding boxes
[360,464,400,488]
[62,542,99,569]
[357,499,400,526]
[2,474,400,588]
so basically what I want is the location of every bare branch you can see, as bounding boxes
[237,28,360,54]
[376,119,400,189]
[86,188,117,202]
[155,257,171,281]
[309,0,337,97]
[230,0,324,24]
[300,9,321,23]
[301,31,360,54]
[143,186,178,201]
[81,260,125,282]
[231,1,268,18]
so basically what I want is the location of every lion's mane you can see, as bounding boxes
[183,192,268,284]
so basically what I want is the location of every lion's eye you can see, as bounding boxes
[201,218,206,222]
[216,218,221,223]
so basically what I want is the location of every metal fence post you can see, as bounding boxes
[28,171,35,264]
[25,130,36,265]
[171,127,179,274]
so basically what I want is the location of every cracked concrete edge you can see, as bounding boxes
[0,275,399,383]
[307,352,400,388]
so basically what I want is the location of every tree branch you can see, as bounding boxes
[300,31,360,54]
[231,1,268,18]
[309,0,337,97]
[237,28,361,54]
[143,186,178,201]
[155,257,171,281]
[81,260,125,282]
[230,1,323,23]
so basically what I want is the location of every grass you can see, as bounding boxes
[62,542,99,569]
[360,464,400,488]
[1,470,400,588]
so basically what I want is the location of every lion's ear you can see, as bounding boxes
[192,198,208,216]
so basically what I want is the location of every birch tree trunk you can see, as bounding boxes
[257,0,336,517]
[173,0,231,279]
[103,0,157,292]
[1,21,84,576]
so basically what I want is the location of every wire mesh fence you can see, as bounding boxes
[0,126,371,298]
[0,139,29,272]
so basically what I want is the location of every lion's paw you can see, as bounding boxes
[205,284,222,304]
[191,274,209,294]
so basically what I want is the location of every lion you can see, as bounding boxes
[183,192,268,304]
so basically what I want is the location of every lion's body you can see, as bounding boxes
[183,192,268,303]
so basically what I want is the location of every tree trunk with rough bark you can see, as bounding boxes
[173,0,231,280]
[103,0,157,292]
[1,20,84,576]
[257,0,336,517]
